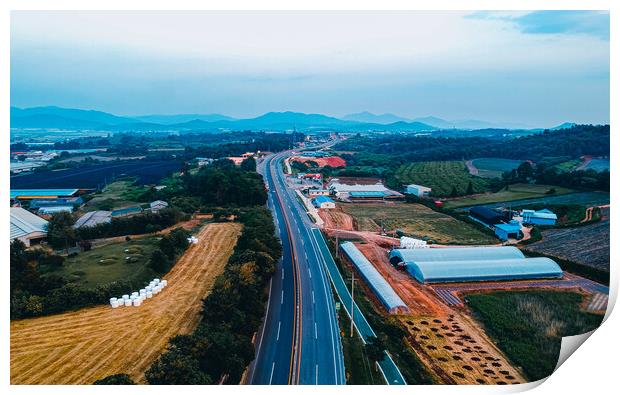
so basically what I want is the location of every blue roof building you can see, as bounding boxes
[312,195,335,209]
[111,206,143,217]
[10,189,79,200]
[494,220,522,241]
[522,209,557,226]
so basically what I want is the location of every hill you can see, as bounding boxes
[342,111,411,124]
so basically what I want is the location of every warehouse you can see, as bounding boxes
[74,210,112,228]
[468,206,503,226]
[29,196,84,209]
[312,195,336,209]
[10,207,48,247]
[521,209,557,226]
[405,184,432,198]
[494,221,522,241]
[389,246,563,283]
[10,188,80,200]
[38,206,74,215]
[328,177,404,201]
[340,242,408,314]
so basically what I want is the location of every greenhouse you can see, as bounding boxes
[389,246,563,284]
[340,242,408,314]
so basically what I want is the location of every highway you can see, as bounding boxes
[250,151,345,384]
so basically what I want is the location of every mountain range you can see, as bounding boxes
[10,106,573,133]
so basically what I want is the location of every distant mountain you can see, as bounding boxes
[342,111,411,124]
[550,122,577,130]
[412,116,455,129]
[11,106,135,126]
[133,113,236,125]
[10,113,107,129]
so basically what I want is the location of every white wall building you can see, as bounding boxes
[10,207,48,247]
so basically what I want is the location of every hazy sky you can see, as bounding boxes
[11,11,609,127]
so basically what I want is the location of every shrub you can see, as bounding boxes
[94,373,135,385]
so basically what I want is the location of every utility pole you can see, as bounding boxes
[350,270,355,337]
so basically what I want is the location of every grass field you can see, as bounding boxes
[552,159,581,173]
[84,180,148,211]
[340,203,496,245]
[43,236,160,288]
[10,222,242,384]
[470,158,524,178]
[395,161,489,197]
[444,183,575,209]
[466,290,604,382]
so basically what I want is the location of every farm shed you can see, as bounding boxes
[38,206,74,215]
[340,242,408,314]
[74,210,112,228]
[521,209,557,226]
[494,221,522,241]
[10,207,48,247]
[404,257,563,284]
[389,246,563,283]
[111,206,143,218]
[29,197,84,209]
[312,196,336,209]
[405,184,432,198]
[469,206,503,226]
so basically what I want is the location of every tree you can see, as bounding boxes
[365,336,386,364]
[466,181,474,195]
[146,349,212,384]
[148,250,171,273]
[46,212,77,252]
[449,186,458,197]
[240,156,256,172]
[93,373,135,385]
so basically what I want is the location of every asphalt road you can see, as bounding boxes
[249,152,345,385]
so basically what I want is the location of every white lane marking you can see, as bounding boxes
[277,321,281,341]
[269,362,276,384]
[315,364,319,384]
[315,322,318,339]
[312,290,315,304]
[308,268,312,278]
[281,268,284,280]
[281,290,284,304]
[305,252,308,260]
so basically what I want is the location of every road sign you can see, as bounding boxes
[335,302,341,311]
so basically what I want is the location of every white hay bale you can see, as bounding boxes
[124,299,132,307]
[122,294,129,300]
[133,299,142,307]
[161,280,168,287]
[146,291,153,298]
[111,300,119,308]
[110,297,117,303]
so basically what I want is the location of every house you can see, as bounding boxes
[494,221,522,241]
[312,196,336,209]
[521,209,557,226]
[150,200,169,212]
[405,184,432,198]
[307,188,330,197]
[74,211,112,229]
[10,207,48,247]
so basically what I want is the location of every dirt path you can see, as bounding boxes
[10,222,242,385]
[465,160,479,176]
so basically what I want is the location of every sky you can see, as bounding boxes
[10,11,610,128]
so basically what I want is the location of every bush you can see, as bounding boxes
[149,250,172,273]
[94,373,135,385]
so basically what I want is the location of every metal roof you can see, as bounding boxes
[37,206,73,214]
[10,207,48,240]
[405,257,563,283]
[313,196,335,204]
[10,189,79,199]
[349,191,387,197]
[74,210,112,228]
[390,246,525,264]
[340,242,408,313]
[111,206,143,216]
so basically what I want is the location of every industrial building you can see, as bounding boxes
[37,206,74,215]
[312,196,336,209]
[111,206,143,218]
[29,197,84,209]
[468,206,504,226]
[10,207,48,247]
[10,189,80,200]
[307,188,330,197]
[521,209,557,226]
[389,246,563,284]
[340,242,408,314]
[328,177,404,202]
[405,184,432,198]
[494,220,522,241]
[74,210,112,229]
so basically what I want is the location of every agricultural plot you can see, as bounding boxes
[451,191,610,212]
[43,236,160,288]
[84,180,148,211]
[10,160,183,189]
[444,183,575,209]
[469,158,524,179]
[525,208,610,271]
[10,222,242,384]
[467,290,604,382]
[340,203,496,245]
[395,161,489,197]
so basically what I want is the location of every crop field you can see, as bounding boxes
[469,158,524,178]
[84,180,148,211]
[467,290,604,382]
[451,191,610,212]
[10,222,242,384]
[10,160,183,189]
[444,183,575,209]
[43,236,160,288]
[525,208,610,271]
[340,203,496,245]
[395,161,489,197]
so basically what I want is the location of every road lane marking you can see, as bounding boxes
[282,268,284,280]
[316,364,319,384]
[308,268,312,278]
[277,321,281,341]
[312,291,315,304]
[269,362,275,384]
[281,290,284,304]
[315,322,318,339]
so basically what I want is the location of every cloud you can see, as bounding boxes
[469,10,609,40]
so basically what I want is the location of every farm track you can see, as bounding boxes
[10,222,242,385]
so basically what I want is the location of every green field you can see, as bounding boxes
[340,203,496,245]
[43,236,160,287]
[395,161,489,197]
[84,180,149,211]
[552,159,581,173]
[471,158,524,178]
[466,290,603,382]
[443,183,575,209]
